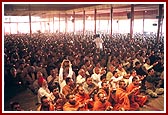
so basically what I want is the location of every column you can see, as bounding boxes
[110,6,113,36]
[142,11,145,38]
[83,10,85,36]
[59,13,60,33]
[29,5,32,38]
[94,9,97,35]
[73,11,75,33]
[53,15,54,33]
[130,4,134,41]
[156,4,163,42]
[65,13,67,33]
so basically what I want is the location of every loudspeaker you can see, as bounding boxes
[127,12,131,19]
[96,34,100,38]
[153,23,157,26]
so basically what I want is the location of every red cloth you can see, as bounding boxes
[38,76,45,87]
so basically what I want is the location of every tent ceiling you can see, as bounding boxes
[4,4,163,19]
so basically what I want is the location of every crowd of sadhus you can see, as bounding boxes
[4,32,164,111]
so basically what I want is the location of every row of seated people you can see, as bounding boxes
[6,57,164,96]
[9,77,147,111]
[36,74,163,111]
[7,59,164,111]
[4,33,164,111]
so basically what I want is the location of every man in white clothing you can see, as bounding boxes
[91,67,102,85]
[110,71,123,91]
[93,34,103,53]
[58,59,76,93]
[37,79,52,104]
[76,69,86,85]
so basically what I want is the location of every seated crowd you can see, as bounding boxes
[4,32,164,111]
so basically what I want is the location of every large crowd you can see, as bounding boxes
[4,32,164,111]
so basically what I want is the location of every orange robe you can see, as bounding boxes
[76,93,90,103]
[96,88,115,106]
[115,88,139,111]
[127,83,147,107]
[63,101,85,111]
[95,88,109,101]
[93,100,111,111]
[75,93,93,110]
[62,85,73,96]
